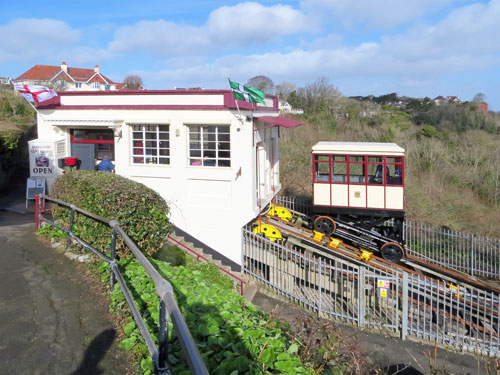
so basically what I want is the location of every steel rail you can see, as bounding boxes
[35,194,209,375]
[262,215,500,318]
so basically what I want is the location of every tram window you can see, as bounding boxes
[387,164,403,185]
[349,163,365,184]
[314,155,330,182]
[315,163,329,182]
[368,164,383,184]
[332,162,347,183]
[386,157,403,185]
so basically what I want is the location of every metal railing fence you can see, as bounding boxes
[404,221,500,279]
[35,194,209,375]
[243,228,500,356]
[275,195,500,280]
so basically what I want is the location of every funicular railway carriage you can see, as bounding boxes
[312,142,406,262]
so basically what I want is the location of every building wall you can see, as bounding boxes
[37,92,280,266]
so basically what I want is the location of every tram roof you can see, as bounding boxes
[312,141,405,156]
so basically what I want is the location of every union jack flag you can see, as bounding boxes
[13,84,57,104]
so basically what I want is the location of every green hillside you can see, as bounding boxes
[0,85,36,187]
[279,80,500,237]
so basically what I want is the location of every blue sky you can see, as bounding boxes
[1,0,499,110]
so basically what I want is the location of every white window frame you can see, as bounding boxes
[91,82,101,89]
[131,124,170,165]
[75,82,82,88]
[187,125,230,167]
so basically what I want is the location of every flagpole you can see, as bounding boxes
[11,82,47,120]
[228,77,244,124]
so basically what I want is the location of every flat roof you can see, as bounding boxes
[312,141,405,155]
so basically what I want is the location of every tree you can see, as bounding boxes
[123,74,144,90]
[275,81,296,101]
[245,75,275,95]
[472,93,486,103]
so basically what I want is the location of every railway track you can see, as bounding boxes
[259,205,500,294]
[247,205,500,351]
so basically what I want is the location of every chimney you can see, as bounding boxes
[94,64,100,73]
[61,61,67,72]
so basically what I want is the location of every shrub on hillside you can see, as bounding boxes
[50,170,171,258]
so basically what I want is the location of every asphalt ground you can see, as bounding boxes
[0,180,134,375]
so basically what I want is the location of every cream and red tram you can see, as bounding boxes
[311,142,405,262]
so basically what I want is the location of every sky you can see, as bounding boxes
[1,0,499,110]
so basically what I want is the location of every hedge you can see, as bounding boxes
[50,170,172,258]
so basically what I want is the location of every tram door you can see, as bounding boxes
[256,142,272,203]
[71,143,95,170]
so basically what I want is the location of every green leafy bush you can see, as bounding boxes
[99,258,314,375]
[50,170,172,258]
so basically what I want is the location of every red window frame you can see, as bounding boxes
[312,153,404,187]
[70,129,114,144]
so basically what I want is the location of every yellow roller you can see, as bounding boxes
[267,204,293,222]
[313,230,325,242]
[253,221,282,242]
[328,238,342,249]
[360,249,373,262]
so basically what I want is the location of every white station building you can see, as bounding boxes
[31,90,304,267]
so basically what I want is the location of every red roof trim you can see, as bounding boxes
[40,104,231,111]
[255,115,305,128]
[37,90,280,112]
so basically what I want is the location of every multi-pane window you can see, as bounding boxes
[75,82,82,88]
[91,82,101,89]
[188,125,230,167]
[132,125,170,165]
[313,154,403,186]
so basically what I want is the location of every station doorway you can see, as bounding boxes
[70,128,115,170]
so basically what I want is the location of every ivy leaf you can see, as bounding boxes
[124,321,136,335]
[287,343,299,354]
[259,347,276,368]
[119,336,137,350]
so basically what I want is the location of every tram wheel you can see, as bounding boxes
[313,216,337,236]
[380,242,404,263]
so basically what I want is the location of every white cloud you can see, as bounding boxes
[300,0,452,29]
[140,0,500,94]
[108,20,207,58]
[207,2,311,43]
[0,19,81,63]
[108,2,311,58]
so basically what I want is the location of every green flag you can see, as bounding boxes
[228,79,265,104]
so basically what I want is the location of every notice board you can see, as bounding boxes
[26,177,46,207]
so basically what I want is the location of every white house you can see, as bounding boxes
[15,62,121,91]
[32,90,304,267]
[279,100,304,115]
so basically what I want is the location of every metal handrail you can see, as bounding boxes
[35,194,209,375]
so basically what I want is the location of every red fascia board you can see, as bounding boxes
[37,90,280,111]
[40,104,231,111]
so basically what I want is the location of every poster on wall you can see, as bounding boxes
[28,140,58,178]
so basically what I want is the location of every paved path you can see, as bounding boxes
[0,189,133,375]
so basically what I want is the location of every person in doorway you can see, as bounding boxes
[97,155,115,172]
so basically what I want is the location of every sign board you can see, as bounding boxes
[26,177,46,207]
[377,279,390,288]
[377,279,391,298]
[28,140,58,178]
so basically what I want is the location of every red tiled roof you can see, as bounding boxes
[15,64,115,84]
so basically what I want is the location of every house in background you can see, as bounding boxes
[15,62,121,91]
[279,100,304,115]
[33,89,304,268]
